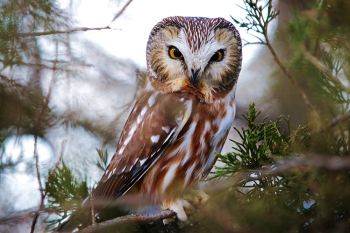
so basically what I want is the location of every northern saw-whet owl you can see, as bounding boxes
[61,16,241,231]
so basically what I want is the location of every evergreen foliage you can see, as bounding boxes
[45,163,88,230]
[214,103,309,178]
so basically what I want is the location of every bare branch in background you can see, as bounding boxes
[15,0,133,38]
[30,42,60,233]
[17,26,115,37]
[301,45,350,93]
[30,135,47,233]
[109,0,134,25]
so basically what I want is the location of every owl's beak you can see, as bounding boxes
[190,69,200,86]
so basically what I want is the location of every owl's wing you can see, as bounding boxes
[93,91,192,200]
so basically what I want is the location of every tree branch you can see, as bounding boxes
[30,43,60,233]
[76,210,176,233]
[16,0,133,38]
[264,32,318,115]
[238,154,350,184]
[301,45,350,93]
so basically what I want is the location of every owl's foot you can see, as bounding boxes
[162,199,192,224]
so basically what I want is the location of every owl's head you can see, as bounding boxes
[146,16,242,103]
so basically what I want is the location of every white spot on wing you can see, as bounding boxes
[119,145,126,155]
[151,135,160,143]
[139,158,147,166]
[123,124,137,147]
[136,115,143,124]
[147,93,158,107]
[140,106,147,116]
[107,170,113,179]
[162,126,170,133]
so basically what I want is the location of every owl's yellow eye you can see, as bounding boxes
[210,49,225,62]
[168,46,183,60]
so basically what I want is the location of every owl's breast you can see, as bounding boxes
[139,93,236,201]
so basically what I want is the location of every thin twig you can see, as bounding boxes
[17,0,133,38]
[30,135,47,233]
[109,0,133,25]
[239,0,319,115]
[17,26,113,37]
[77,210,175,233]
[89,190,96,225]
[30,42,60,233]
[261,7,318,116]
[265,38,317,114]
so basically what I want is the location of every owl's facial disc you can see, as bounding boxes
[146,17,242,102]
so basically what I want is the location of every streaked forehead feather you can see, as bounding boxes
[148,16,239,52]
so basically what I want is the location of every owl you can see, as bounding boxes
[61,16,241,230]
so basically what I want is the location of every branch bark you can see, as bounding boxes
[76,210,176,233]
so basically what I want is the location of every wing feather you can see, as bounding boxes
[92,91,192,201]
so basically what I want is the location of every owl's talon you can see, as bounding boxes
[162,199,189,223]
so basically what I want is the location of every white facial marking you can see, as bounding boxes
[151,135,160,143]
[169,28,229,81]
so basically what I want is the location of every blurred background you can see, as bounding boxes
[0,0,349,232]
